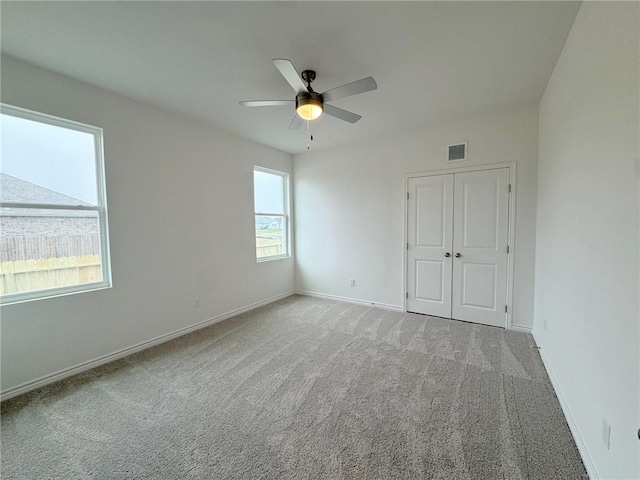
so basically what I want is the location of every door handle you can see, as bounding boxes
[455,253,462,258]
[444,252,451,257]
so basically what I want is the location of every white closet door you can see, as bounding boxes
[451,168,510,327]
[406,175,454,318]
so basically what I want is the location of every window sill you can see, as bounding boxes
[1,281,112,306]
[257,254,291,263]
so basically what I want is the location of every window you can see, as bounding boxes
[254,167,290,261]
[0,104,111,304]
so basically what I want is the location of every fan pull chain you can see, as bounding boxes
[306,120,314,150]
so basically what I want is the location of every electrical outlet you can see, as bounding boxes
[194,298,200,308]
[350,279,355,287]
[602,419,611,450]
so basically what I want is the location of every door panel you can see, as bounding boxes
[407,175,453,318]
[462,180,498,248]
[452,168,509,327]
[416,183,445,247]
[415,260,444,302]
[461,263,496,309]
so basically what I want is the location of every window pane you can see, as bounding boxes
[254,170,284,214]
[253,167,289,261]
[0,113,98,205]
[0,105,110,304]
[255,215,284,258]
[0,208,103,296]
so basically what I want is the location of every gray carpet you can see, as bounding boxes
[1,295,587,479]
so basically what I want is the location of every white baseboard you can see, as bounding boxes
[295,290,404,312]
[532,331,599,479]
[509,324,532,333]
[0,291,295,402]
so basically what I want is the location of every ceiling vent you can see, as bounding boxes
[448,142,467,162]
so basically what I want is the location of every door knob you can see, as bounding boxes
[455,253,462,258]
[444,252,451,257]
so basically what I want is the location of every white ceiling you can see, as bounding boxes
[1,1,580,154]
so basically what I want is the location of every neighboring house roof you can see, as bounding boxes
[0,172,94,218]
[0,172,91,205]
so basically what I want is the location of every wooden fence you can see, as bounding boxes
[256,236,283,258]
[1,235,100,261]
[0,255,102,295]
[0,235,102,295]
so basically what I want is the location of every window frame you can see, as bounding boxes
[0,103,112,305]
[253,166,291,262]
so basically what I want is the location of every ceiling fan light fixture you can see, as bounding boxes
[296,91,323,120]
[239,60,377,129]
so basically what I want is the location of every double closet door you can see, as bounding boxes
[406,168,510,328]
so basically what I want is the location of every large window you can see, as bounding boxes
[0,104,111,304]
[254,167,290,261]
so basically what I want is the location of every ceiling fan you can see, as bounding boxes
[239,59,377,130]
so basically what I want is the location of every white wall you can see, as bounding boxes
[534,2,639,479]
[294,105,539,329]
[0,56,294,395]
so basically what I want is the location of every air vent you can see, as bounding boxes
[448,142,467,162]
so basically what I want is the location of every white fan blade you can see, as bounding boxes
[239,100,294,107]
[321,77,377,103]
[273,59,308,93]
[288,114,304,130]
[324,104,361,123]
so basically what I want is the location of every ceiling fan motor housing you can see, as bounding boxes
[296,91,323,109]
[296,91,324,120]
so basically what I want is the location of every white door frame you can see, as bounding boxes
[403,161,517,330]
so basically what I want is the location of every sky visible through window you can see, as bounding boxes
[1,113,98,205]
[254,169,284,213]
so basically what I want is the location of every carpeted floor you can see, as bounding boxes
[1,295,587,479]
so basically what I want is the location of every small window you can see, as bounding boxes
[254,167,290,261]
[0,104,111,304]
